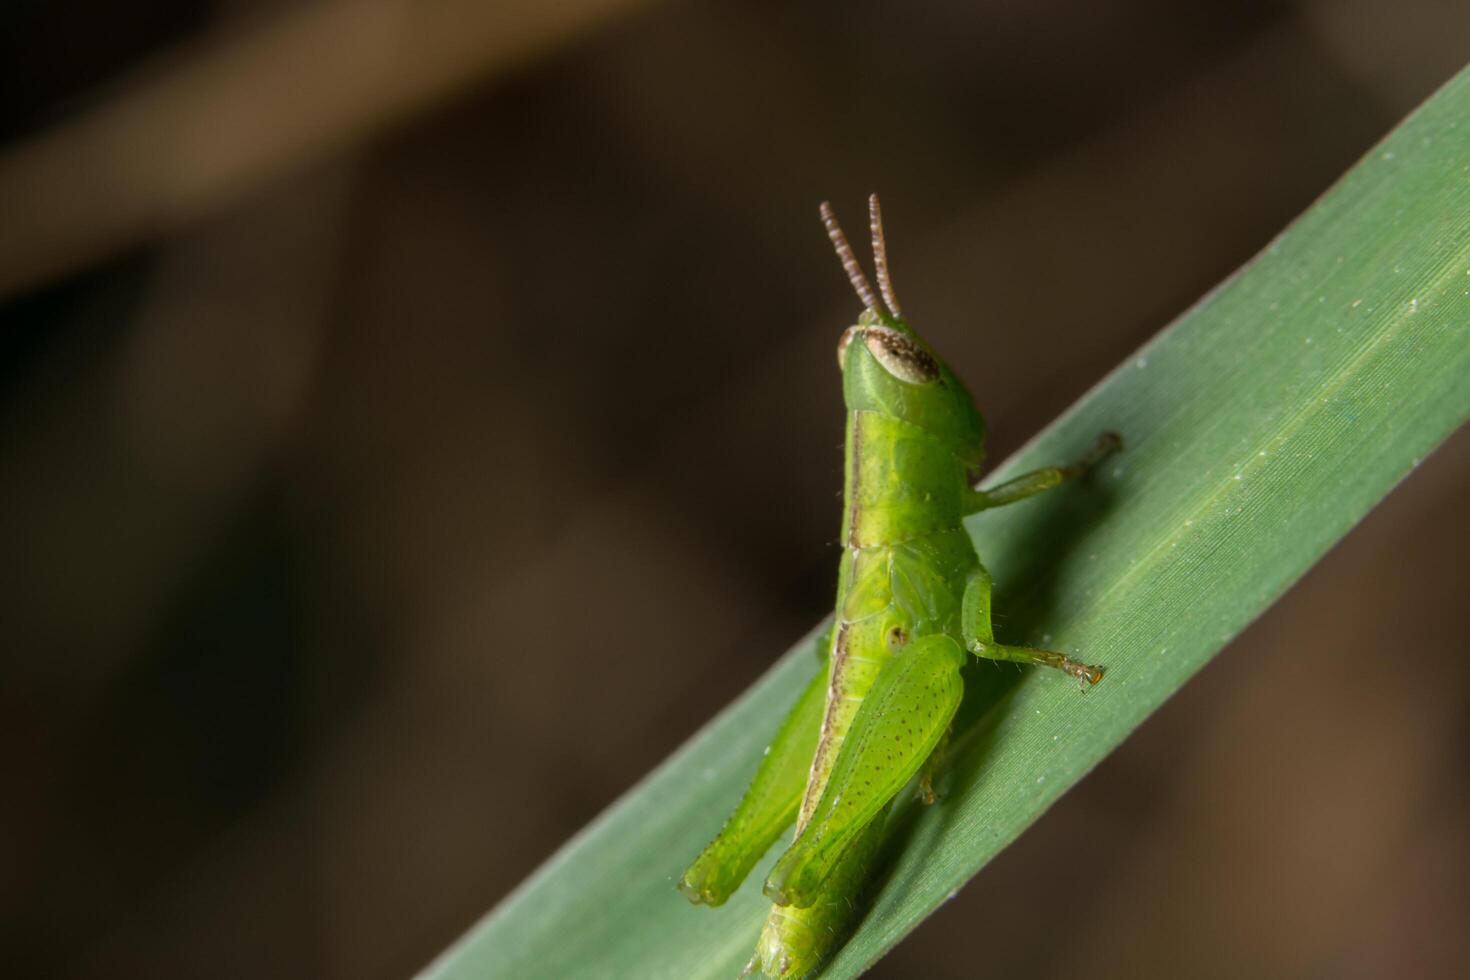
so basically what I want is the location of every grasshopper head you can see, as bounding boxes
[823,197,987,469]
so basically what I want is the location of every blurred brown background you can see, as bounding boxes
[3,2,1469,978]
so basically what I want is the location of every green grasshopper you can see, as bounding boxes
[679,196,1120,978]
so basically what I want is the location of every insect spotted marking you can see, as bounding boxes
[885,625,908,651]
[835,325,940,387]
[864,327,939,384]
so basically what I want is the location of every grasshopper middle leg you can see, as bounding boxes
[961,565,1104,685]
[966,431,1121,512]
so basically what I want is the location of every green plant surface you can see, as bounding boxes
[420,66,1470,980]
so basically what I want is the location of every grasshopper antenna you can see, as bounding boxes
[820,201,878,313]
[868,193,902,318]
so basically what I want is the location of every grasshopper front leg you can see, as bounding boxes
[679,627,833,906]
[966,431,1121,512]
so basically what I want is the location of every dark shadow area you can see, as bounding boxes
[4,492,313,979]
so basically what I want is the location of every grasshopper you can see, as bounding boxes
[679,196,1120,978]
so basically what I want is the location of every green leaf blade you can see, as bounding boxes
[423,65,1470,980]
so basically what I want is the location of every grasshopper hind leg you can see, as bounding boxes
[679,626,833,906]
[764,633,966,909]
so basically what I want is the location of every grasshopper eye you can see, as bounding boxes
[835,326,860,370]
[864,328,939,384]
